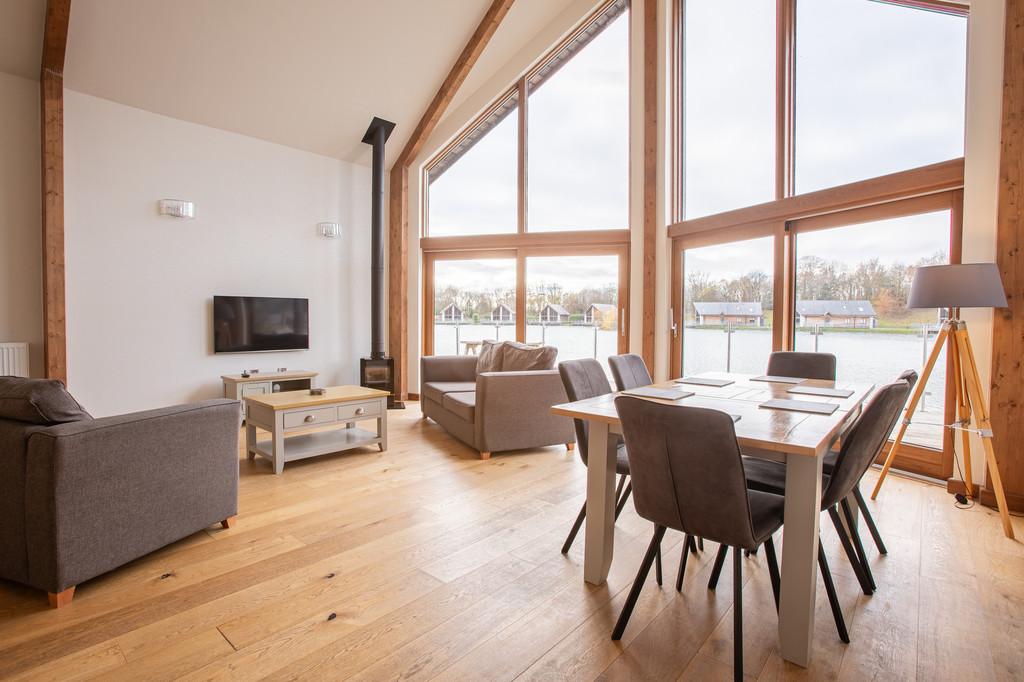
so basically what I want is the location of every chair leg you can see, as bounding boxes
[614,480,633,520]
[841,498,876,592]
[708,544,729,590]
[612,525,666,640]
[562,502,586,554]
[828,506,873,595]
[688,535,699,555]
[656,542,663,586]
[698,536,704,551]
[818,542,850,643]
[732,547,743,682]
[764,536,781,613]
[676,534,693,592]
[854,486,888,555]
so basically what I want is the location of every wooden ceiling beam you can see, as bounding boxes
[40,0,72,384]
[389,0,515,404]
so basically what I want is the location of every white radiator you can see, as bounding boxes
[0,343,29,377]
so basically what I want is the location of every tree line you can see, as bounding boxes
[435,282,618,322]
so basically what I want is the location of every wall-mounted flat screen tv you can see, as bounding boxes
[213,296,309,353]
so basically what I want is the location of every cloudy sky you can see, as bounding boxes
[428,0,965,292]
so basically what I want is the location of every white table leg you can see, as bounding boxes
[778,453,823,667]
[246,423,257,460]
[379,401,388,451]
[583,419,617,585]
[272,412,285,475]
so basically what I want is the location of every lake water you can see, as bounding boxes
[433,323,944,448]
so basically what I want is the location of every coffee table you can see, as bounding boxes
[243,385,389,474]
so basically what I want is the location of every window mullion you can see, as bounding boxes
[517,79,528,234]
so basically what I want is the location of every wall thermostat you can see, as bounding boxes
[318,222,341,238]
[158,199,195,219]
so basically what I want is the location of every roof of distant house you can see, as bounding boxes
[693,302,763,316]
[587,303,616,313]
[795,300,876,317]
[542,304,570,315]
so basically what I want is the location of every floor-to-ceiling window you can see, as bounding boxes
[670,0,967,478]
[422,0,631,370]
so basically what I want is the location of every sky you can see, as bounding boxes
[427,0,966,293]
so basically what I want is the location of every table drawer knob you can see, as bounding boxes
[304,415,316,423]
[355,407,365,416]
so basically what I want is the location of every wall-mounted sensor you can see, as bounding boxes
[318,222,341,238]
[158,199,195,218]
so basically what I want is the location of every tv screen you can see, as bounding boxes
[213,296,309,353]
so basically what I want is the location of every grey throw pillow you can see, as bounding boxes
[0,376,93,425]
[501,341,558,371]
[476,340,505,373]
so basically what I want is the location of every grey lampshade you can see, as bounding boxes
[907,263,1008,309]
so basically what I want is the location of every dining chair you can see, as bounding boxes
[743,378,912,603]
[609,353,704,566]
[557,359,662,581]
[766,351,837,381]
[611,397,787,680]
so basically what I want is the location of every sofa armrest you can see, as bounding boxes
[475,370,575,453]
[421,355,478,385]
[23,399,240,592]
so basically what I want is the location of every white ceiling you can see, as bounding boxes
[5,0,577,167]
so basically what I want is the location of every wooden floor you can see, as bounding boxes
[2,407,1023,681]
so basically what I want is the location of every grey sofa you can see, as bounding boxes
[0,377,240,607]
[421,354,575,459]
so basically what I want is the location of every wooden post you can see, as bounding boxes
[641,0,658,371]
[990,0,1024,513]
[40,0,71,385]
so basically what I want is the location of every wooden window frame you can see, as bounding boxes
[668,0,967,478]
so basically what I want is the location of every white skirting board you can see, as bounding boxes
[0,343,29,377]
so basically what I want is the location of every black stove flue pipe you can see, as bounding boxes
[361,117,396,360]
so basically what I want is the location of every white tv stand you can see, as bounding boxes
[221,370,319,401]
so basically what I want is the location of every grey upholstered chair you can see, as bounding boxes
[744,378,912,623]
[766,351,837,381]
[557,359,662,582]
[611,397,785,679]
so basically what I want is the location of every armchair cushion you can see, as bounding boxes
[422,381,477,405]
[477,340,505,373]
[442,391,476,422]
[500,342,557,371]
[0,377,92,425]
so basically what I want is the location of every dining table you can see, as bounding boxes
[550,371,876,667]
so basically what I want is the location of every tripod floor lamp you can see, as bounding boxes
[871,263,1014,539]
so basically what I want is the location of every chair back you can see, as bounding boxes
[558,359,615,465]
[822,379,911,509]
[614,396,761,549]
[608,354,653,391]
[766,351,837,381]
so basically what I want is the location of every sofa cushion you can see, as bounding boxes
[0,377,92,425]
[500,342,558,371]
[476,340,505,373]
[441,391,476,422]
[422,381,477,405]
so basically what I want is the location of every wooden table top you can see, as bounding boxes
[551,372,875,458]
[221,370,318,383]
[244,385,390,410]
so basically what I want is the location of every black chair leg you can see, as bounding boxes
[732,547,743,682]
[612,525,666,640]
[614,480,632,519]
[676,534,693,592]
[698,536,704,551]
[828,506,873,595]
[854,486,888,555]
[841,498,876,592]
[708,544,729,590]
[561,502,586,554]
[688,535,699,555]
[818,542,850,643]
[656,542,663,586]
[764,536,781,613]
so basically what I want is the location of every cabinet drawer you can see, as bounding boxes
[338,400,381,422]
[240,382,270,398]
[283,406,337,429]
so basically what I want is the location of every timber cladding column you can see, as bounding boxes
[40,0,71,385]
[990,0,1024,512]
[387,0,515,404]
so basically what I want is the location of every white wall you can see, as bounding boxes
[64,91,371,417]
[0,72,43,377]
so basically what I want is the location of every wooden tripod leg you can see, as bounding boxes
[872,324,950,499]
[955,325,1015,539]
[949,335,974,495]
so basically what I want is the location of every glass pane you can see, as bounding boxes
[527,5,629,232]
[795,0,966,193]
[525,255,620,373]
[683,0,776,219]
[426,96,519,236]
[794,211,951,449]
[432,259,516,356]
[682,237,774,375]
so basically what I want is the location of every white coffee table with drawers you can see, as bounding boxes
[243,385,389,474]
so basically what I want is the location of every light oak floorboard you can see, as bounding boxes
[0,413,1021,681]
